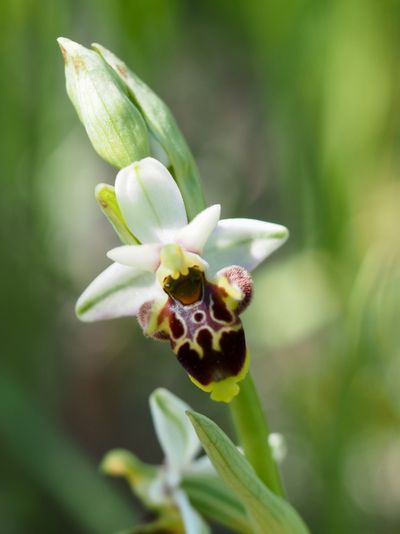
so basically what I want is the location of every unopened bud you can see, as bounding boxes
[57,37,150,168]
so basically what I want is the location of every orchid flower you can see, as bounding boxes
[102,388,212,532]
[102,388,229,533]
[76,157,288,402]
[102,388,287,533]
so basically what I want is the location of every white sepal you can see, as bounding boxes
[203,218,289,275]
[75,263,163,322]
[115,157,187,244]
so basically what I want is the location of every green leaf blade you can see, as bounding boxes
[187,411,309,534]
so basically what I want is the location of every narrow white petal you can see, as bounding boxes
[203,218,289,275]
[115,157,187,244]
[175,204,221,253]
[150,389,201,485]
[174,490,210,534]
[76,263,163,322]
[107,244,160,271]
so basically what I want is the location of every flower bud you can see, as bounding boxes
[92,43,205,220]
[57,37,150,168]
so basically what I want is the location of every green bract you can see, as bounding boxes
[188,411,309,534]
[58,37,204,220]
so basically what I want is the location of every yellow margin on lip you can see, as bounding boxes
[188,351,250,403]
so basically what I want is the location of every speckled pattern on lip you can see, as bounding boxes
[139,266,252,402]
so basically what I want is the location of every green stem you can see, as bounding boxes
[230,372,285,497]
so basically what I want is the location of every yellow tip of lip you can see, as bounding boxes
[210,381,240,403]
[189,374,241,403]
[188,352,250,403]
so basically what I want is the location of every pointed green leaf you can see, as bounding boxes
[92,43,205,220]
[187,411,309,534]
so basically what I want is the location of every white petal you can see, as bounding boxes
[175,204,221,253]
[174,490,210,534]
[76,263,163,322]
[150,388,201,485]
[107,243,160,271]
[115,157,187,244]
[203,218,289,275]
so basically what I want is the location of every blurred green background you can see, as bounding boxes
[1,0,400,532]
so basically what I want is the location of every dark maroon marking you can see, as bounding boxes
[177,342,205,378]
[169,312,185,339]
[219,329,246,375]
[194,311,205,322]
[211,288,233,323]
[196,328,213,349]
[175,325,247,386]
[153,331,170,341]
